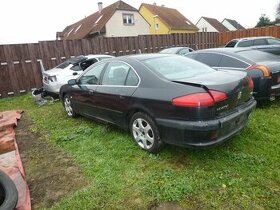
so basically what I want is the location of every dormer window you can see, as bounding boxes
[123,14,134,25]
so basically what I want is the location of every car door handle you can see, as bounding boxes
[119,95,125,99]
[88,89,95,94]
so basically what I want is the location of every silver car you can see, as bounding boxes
[43,54,114,96]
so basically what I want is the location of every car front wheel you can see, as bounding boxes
[130,112,164,153]
[63,95,77,117]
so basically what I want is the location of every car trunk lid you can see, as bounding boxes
[173,70,253,114]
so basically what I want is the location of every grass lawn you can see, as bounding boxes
[0,94,279,210]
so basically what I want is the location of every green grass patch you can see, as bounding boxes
[1,94,279,209]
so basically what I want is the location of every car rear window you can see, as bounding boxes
[237,50,280,62]
[143,56,215,80]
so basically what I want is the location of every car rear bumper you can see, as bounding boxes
[43,82,62,94]
[155,99,256,148]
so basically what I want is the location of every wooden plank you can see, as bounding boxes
[2,45,19,94]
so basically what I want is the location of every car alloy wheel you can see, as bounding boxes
[130,112,163,153]
[63,95,76,117]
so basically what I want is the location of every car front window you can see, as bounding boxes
[143,56,215,80]
[267,38,280,45]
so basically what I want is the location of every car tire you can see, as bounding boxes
[130,112,164,154]
[63,94,77,118]
[0,171,18,210]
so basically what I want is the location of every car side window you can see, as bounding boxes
[253,39,268,46]
[102,62,130,86]
[219,55,249,68]
[196,53,222,67]
[237,40,253,47]
[267,38,280,45]
[79,63,106,85]
[126,69,139,86]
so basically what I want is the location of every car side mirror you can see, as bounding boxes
[68,79,77,86]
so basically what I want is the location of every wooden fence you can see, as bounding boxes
[0,32,218,97]
[218,25,280,45]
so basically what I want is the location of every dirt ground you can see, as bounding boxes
[15,114,88,209]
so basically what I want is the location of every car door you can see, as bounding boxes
[71,62,106,117]
[94,62,139,125]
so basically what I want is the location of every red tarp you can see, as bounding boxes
[0,110,31,210]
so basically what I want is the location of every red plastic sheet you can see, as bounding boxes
[0,110,31,210]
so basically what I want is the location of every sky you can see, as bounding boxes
[0,0,279,44]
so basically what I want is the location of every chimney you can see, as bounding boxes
[98,2,103,13]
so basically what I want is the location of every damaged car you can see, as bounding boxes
[42,54,114,98]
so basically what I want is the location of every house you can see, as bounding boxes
[196,16,229,32]
[58,1,150,40]
[222,18,245,31]
[139,3,198,34]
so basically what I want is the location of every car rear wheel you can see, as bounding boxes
[130,112,164,153]
[63,95,77,117]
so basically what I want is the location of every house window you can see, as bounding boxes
[155,23,159,30]
[123,14,134,25]
[202,27,207,32]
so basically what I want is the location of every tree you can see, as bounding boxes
[277,2,280,18]
[276,2,280,24]
[255,14,274,27]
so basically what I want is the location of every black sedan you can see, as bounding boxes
[60,54,256,153]
[185,48,280,101]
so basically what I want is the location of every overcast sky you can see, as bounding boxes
[0,0,279,44]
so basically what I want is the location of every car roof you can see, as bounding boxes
[233,36,274,42]
[85,54,114,59]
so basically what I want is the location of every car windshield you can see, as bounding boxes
[237,50,280,62]
[143,56,215,80]
[160,48,180,54]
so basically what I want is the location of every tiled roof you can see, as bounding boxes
[140,3,198,31]
[200,16,229,32]
[223,18,245,30]
[61,1,137,40]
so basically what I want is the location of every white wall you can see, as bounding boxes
[105,10,150,37]
[222,20,236,31]
[196,18,218,32]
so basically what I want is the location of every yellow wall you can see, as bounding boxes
[139,6,169,34]
[139,6,198,34]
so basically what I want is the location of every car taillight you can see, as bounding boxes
[172,90,227,107]
[246,65,271,77]
[48,75,57,82]
[247,77,254,90]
